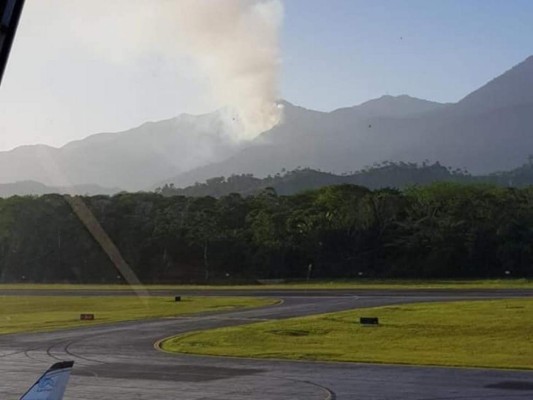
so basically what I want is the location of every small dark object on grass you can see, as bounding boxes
[80,313,94,321]
[175,296,181,302]
[360,317,379,326]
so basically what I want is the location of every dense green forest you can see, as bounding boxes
[157,160,533,197]
[0,182,531,283]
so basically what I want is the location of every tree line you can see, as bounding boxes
[157,160,533,198]
[0,182,531,283]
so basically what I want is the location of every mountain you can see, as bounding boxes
[157,159,533,198]
[457,55,533,113]
[1,56,533,193]
[0,110,244,191]
[162,56,533,188]
[332,94,448,119]
[159,96,449,188]
[0,180,120,197]
[157,162,470,197]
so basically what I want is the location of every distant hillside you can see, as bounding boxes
[155,162,464,197]
[162,56,533,188]
[156,161,533,197]
[0,111,244,191]
[486,159,533,186]
[1,56,532,193]
[0,181,120,198]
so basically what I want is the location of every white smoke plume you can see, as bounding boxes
[171,0,284,140]
[61,0,284,140]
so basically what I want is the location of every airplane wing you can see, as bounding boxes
[19,361,74,400]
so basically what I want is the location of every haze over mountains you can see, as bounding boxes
[2,56,533,194]
[0,181,120,197]
[0,111,244,191]
[164,56,533,188]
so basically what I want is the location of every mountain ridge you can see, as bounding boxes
[160,55,533,188]
[0,110,245,190]
[1,55,532,193]
[457,55,533,113]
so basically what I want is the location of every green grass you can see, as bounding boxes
[0,296,276,335]
[161,299,533,370]
[1,278,532,290]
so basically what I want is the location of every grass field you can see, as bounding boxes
[1,278,532,290]
[161,299,533,370]
[0,296,276,335]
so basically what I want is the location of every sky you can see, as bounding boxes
[0,0,532,151]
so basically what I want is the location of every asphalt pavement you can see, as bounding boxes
[0,288,532,399]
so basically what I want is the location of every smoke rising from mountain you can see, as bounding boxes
[172,0,284,140]
[63,0,284,140]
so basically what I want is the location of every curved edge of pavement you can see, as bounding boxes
[152,296,533,372]
[154,337,336,400]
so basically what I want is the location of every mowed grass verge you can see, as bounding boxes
[0,296,277,335]
[161,299,533,370]
[1,278,532,290]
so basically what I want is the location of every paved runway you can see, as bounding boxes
[1,289,532,399]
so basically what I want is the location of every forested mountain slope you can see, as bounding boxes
[157,161,533,198]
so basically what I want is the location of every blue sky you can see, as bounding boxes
[281,0,533,109]
[0,0,532,150]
